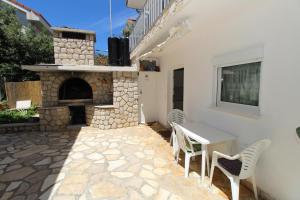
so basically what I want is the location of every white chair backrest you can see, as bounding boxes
[239,139,271,179]
[173,123,187,151]
[173,123,196,153]
[167,109,185,127]
[16,100,31,110]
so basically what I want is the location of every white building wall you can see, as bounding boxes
[138,72,160,123]
[150,0,300,199]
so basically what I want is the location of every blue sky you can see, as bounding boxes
[18,0,137,54]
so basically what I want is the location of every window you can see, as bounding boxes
[216,62,261,113]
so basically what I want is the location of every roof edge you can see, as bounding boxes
[51,27,96,35]
[4,0,51,27]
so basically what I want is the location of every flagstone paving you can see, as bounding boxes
[0,125,255,200]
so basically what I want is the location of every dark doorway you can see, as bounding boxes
[69,106,86,125]
[59,78,93,100]
[173,68,184,110]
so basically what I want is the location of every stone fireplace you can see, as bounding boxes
[24,27,139,131]
[59,78,93,101]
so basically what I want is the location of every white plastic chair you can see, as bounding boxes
[209,139,271,200]
[173,123,210,178]
[167,109,185,155]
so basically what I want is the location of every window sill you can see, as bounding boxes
[209,106,261,120]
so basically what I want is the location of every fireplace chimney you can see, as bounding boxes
[52,27,96,65]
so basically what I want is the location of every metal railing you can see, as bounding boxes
[129,0,171,51]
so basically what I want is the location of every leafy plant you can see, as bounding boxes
[0,2,54,98]
[95,53,108,66]
[0,100,8,111]
[122,19,136,37]
[0,106,38,124]
[0,78,5,100]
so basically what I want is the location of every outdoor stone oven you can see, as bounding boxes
[23,27,138,131]
[59,78,93,100]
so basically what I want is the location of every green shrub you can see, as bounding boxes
[0,106,38,124]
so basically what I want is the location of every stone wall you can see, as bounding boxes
[86,72,139,129]
[40,72,113,107]
[53,32,95,65]
[38,71,138,131]
[0,123,40,134]
[39,107,70,131]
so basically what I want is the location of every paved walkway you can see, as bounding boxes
[0,125,254,200]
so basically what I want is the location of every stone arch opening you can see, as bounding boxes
[59,78,93,100]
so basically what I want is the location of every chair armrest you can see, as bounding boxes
[212,151,240,160]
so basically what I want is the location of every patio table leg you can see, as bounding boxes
[201,144,207,183]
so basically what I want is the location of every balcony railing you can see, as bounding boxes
[129,0,171,52]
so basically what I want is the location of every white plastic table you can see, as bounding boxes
[178,121,236,183]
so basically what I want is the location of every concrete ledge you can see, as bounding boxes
[94,105,116,109]
[0,122,39,128]
[51,27,96,35]
[0,122,40,134]
[39,106,68,110]
[22,64,138,73]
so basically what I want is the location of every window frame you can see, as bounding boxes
[216,58,263,115]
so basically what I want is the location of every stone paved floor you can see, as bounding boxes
[0,125,255,200]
